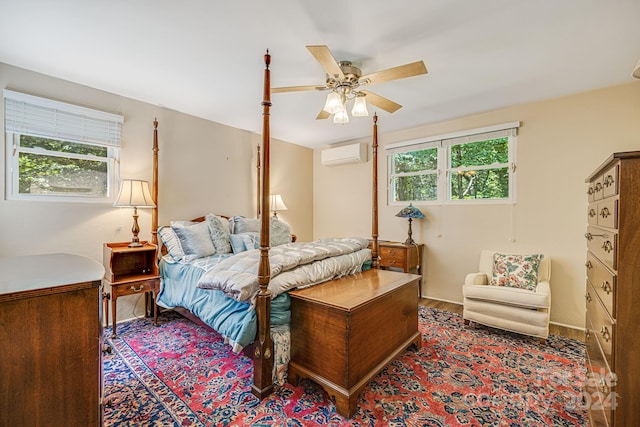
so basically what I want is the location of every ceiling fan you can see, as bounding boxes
[272,45,428,124]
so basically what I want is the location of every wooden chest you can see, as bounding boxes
[287,269,421,418]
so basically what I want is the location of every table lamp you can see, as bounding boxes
[270,194,288,218]
[395,203,424,246]
[114,179,156,247]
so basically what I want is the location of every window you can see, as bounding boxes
[387,123,518,205]
[4,90,123,202]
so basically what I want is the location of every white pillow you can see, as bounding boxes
[171,221,216,261]
[206,214,232,254]
[157,226,185,261]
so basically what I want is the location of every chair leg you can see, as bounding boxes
[538,338,546,345]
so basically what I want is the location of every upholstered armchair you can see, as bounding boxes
[462,250,551,341]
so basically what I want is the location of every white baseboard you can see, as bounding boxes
[420,295,462,306]
[549,320,584,331]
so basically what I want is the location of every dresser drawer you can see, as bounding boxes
[597,198,618,229]
[379,246,406,268]
[586,253,616,317]
[585,315,615,427]
[587,203,598,225]
[592,176,604,200]
[586,227,617,271]
[601,164,618,199]
[110,277,159,297]
[586,282,614,369]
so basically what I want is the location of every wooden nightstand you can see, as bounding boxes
[376,241,424,296]
[102,242,160,338]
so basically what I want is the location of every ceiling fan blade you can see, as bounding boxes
[272,85,326,93]
[306,45,344,79]
[360,61,427,85]
[316,109,330,120]
[360,90,402,113]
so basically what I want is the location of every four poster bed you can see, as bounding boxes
[149,51,421,418]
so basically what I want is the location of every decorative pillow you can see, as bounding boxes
[230,215,292,247]
[171,221,216,261]
[206,214,232,254]
[489,253,544,291]
[270,216,292,247]
[230,216,260,234]
[157,226,185,261]
[229,232,260,254]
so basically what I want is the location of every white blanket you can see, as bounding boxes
[197,237,371,303]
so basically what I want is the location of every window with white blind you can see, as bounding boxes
[4,90,123,202]
[387,122,519,205]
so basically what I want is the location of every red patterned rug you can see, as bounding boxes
[103,306,587,426]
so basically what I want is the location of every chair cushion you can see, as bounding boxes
[489,253,544,291]
[463,281,550,309]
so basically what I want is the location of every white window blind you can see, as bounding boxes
[4,89,123,147]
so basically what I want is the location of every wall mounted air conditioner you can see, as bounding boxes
[320,143,368,166]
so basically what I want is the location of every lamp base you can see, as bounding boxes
[128,241,144,248]
[404,238,417,246]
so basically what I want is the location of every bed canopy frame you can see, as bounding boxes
[150,50,381,399]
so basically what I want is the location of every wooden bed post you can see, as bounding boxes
[253,50,274,399]
[256,144,261,218]
[151,118,159,246]
[371,113,380,268]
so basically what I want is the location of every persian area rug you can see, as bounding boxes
[103,307,587,426]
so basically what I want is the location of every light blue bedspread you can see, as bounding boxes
[157,254,290,353]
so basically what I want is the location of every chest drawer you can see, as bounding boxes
[587,203,598,225]
[597,198,618,229]
[585,316,614,427]
[586,227,617,271]
[586,253,616,317]
[601,164,618,199]
[586,282,614,369]
[110,277,159,297]
[379,246,406,268]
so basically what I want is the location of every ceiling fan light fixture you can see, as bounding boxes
[323,92,343,114]
[333,108,349,124]
[351,95,369,117]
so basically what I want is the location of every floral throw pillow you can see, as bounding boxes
[490,253,544,291]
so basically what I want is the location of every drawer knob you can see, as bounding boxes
[603,175,615,187]
[584,233,593,241]
[600,326,611,342]
[601,241,613,253]
[600,207,610,219]
[130,284,145,292]
[589,209,597,218]
[595,182,603,192]
[584,329,591,339]
[585,260,593,270]
[601,281,612,295]
[587,187,594,196]
[585,292,592,303]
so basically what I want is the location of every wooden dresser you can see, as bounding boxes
[584,151,640,427]
[287,269,422,418]
[0,253,105,426]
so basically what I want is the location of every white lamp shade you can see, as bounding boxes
[333,108,349,124]
[323,92,343,114]
[270,194,288,212]
[114,179,156,208]
[351,95,369,117]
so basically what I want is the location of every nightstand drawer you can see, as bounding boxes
[110,277,159,297]
[379,247,406,267]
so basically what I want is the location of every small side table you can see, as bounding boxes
[376,241,424,297]
[102,242,160,338]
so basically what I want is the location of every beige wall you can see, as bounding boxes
[0,62,313,322]
[314,81,640,329]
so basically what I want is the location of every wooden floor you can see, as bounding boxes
[419,298,584,342]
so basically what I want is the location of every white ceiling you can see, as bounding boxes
[1,0,639,149]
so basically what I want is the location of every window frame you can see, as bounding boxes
[387,122,518,206]
[4,90,122,203]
